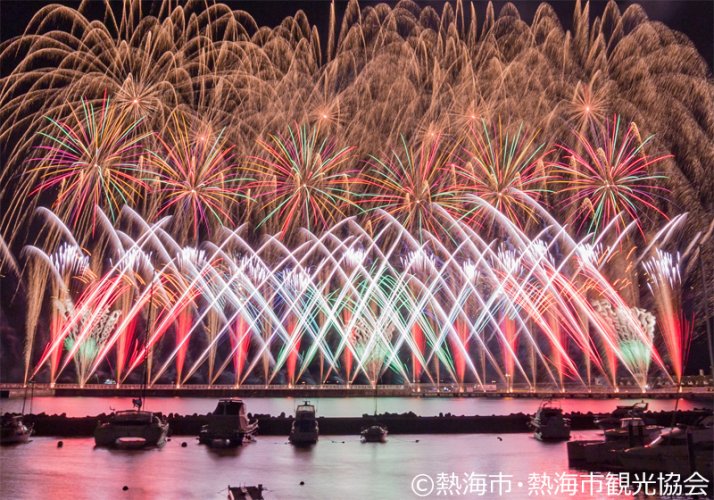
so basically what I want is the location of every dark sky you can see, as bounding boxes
[1,1,712,69]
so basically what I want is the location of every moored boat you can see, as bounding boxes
[94,409,169,449]
[569,414,713,476]
[289,401,318,446]
[360,424,388,443]
[199,399,258,447]
[0,415,33,445]
[530,402,570,441]
[603,417,661,443]
[616,416,713,479]
[567,420,653,468]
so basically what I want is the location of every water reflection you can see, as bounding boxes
[0,431,687,499]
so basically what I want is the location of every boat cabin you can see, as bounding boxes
[612,401,648,418]
[295,403,316,419]
[110,410,156,425]
[618,417,646,430]
[213,399,247,416]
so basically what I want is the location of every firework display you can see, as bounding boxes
[0,0,712,388]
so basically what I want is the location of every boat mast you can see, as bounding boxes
[21,378,34,415]
[374,377,378,416]
[138,271,155,410]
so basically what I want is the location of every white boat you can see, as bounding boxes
[617,416,713,478]
[361,424,388,443]
[603,417,661,443]
[530,402,570,441]
[289,401,318,445]
[199,399,258,447]
[360,384,387,443]
[0,415,33,445]
[94,409,169,449]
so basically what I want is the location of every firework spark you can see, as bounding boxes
[358,135,468,238]
[456,121,550,227]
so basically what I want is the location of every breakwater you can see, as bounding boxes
[15,409,711,438]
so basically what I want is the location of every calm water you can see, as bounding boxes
[1,396,711,417]
[1,431,633,499]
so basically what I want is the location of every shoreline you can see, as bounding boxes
[11,409,711,437]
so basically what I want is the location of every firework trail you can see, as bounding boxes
[643,250,692,384]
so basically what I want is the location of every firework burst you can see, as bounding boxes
[555,116,670,234]
[456,120,550,227]
[358,135,468,238]
[147,113,249,242]
[248,125,357,237]
[28,97,149,233]
[565,80,611,131]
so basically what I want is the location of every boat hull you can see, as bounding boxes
[534,429,571,442]
[95,423,168,448]
[1,417,33,445]
[361,426,387,443]
[198,427,245,447]
[289,430,318,446]
[567,440,629,467]
[94,412,169,449]
[0,430,32,445]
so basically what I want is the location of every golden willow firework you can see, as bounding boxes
[1,0,711,239]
